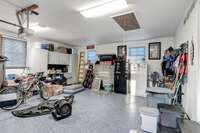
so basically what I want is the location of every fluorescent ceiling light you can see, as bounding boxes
[80,0,128,18]
[29,23,49,32]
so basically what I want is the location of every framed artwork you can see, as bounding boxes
[148,42,161,60]
[117,45,127,60]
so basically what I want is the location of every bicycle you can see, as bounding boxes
[0,72,51,110]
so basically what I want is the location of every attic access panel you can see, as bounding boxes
[113,13,140,31]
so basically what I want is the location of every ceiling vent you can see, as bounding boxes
[113,12,140,31]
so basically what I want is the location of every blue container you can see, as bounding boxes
[41,44,54,51]
[41,44,49,50]
[6,74,16,80]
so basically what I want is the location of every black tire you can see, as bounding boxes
[0,87,23,110]
[40,85,50,100]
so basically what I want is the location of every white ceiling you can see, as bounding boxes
[0,0,190,46]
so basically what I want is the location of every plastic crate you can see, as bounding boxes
[158,103,185,128]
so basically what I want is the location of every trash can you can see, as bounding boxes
[158,103,185,128]
[140,107,159,133]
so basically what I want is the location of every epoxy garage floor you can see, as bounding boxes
[0,90,146,133]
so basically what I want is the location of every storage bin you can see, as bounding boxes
[158,103,185,128]
[41,44,54,51]
[104,84,113,92]
[6,74,16,80]
[140,107,159,133]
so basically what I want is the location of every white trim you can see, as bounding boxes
[197,0,200,124]
[110,10,135,18]
[2,35,27,42]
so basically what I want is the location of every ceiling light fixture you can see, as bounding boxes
[29,23,49,32]
[80,0,128,18]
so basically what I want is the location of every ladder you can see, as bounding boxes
[78,52,85,82]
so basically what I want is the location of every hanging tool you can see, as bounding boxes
[172,43,188,105]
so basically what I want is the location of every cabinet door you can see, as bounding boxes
[67,54,71,65]
[57,53,62,64]
[64,54,69,65]
[58,53,67,65]
[65,54,70,65]
[49,52,63,64]
[49,52,71,65]
[30,49,48,73]
[48,51,53,64]
[49,51,56,64]
[71,54,78,82]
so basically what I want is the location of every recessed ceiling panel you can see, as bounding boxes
[113,12,140,31]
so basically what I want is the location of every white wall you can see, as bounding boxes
[78,36,175,74]
[197,0,200,123]
[175,0,200,122]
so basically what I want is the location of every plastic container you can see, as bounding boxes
[104,84,113,92]
[41,44,54,51]
[6,74,16,80]
[158,103,185,128]
[140,107,159,133]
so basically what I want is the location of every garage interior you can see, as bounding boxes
[0,0,200,133]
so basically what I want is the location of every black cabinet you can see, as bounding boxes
[114,58,129,94]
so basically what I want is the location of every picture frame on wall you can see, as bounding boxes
[117,45,127,60]
[148,42,161,60]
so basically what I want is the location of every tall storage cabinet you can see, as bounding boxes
[29,48,48,73]
[68,54,78,83]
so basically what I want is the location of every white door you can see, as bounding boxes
[130,63,147,97]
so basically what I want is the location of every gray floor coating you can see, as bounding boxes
[0,90,173,133]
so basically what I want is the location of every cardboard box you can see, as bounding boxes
[3,80,18,87]
[53,85,64,95]
[47,85,63,96]
[56,47,67,54]
[46,85,54,97]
